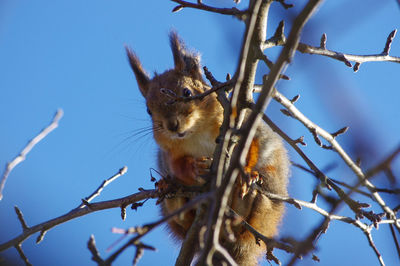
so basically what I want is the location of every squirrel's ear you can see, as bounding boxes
[125,46,150,97]
[169,31,202,80]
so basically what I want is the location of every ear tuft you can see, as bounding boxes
[125,45,150,97]
[169,31,202,80]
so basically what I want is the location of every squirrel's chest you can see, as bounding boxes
[163,131,216,158]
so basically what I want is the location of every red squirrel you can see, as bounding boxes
[126,32,289,265]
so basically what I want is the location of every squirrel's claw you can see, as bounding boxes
[155,178,169,192]
[239,170,260,198]
[193,156,213,177]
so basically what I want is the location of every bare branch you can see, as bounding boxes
[273,89,400,229]
[198,1,324,264]
[389,223,400,260]
[15,244,32,266]
[170,0,247,20]
[14,206,29,232]
[0,109,63,200]
[364,229,385,266]
[78,166,128,208]
[0,189,159,252]
[296,29,400,70]
[274,0,294,10]
[87,235,105,265]
[382,29,397,55]
[175,206,206,266]
[102,192,212,265]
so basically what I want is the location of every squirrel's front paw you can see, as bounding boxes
[193,156,213,180]
[239,170,261,198]
[155,178,170,192]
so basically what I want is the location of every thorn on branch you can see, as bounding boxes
[382,29,397,55]
[310,128,322,147]
[338,53,352,67]
[172,5,184,13]
[290,94,300,104]
[81,199,92,209]
[36,230,47,244]
[353,62,361,72]
[121,205,127,221]
[280,108,292,117]
[170,0,247,21]
[263,20,286,50]
[131,201,145,211]
[14,206,29,231]
[275,0,294,9]
[331,126,349,138]
[289,198,302,210]
[311,189,318,204]
[275,20,285,40]
[294,136,306,146]
[321,144,333,150]
[312,254,321,262]
[320,33,327,49]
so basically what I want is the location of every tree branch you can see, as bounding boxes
[170,0,247,20]
[272,89,399,229]
[197,0,324,264]
[0,189,159,252]
[0,109,63,200]
[296,30,399,72]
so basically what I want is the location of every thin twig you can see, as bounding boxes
[170,0,247,20]
[14,206,29,231]
[78,166,128,208]
[102,192,212,265]
[273,90,399,229]
[389,223,400,260]
[87,235,105,265]
[0,109,64,200]
[15,244,32,266]
[364,229,386,266]
[0,189,160,252]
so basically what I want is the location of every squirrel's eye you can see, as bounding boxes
[146,107,152,116]
[182,88,192,98]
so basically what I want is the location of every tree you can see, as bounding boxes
[0,0,399,265]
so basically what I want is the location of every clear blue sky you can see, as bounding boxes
[0,1,399,265]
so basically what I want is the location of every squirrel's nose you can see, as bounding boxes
[167,119,179,132]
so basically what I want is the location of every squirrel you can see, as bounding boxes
[126,32,290,266]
